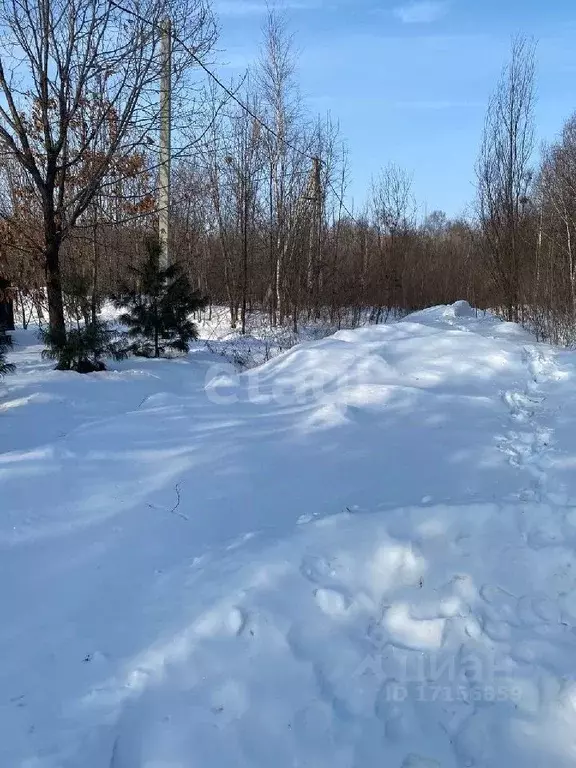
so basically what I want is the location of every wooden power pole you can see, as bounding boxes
[159,18,172,269]
[313,155,322,260]
[306,156,322,305]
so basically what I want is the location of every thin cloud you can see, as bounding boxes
[394,99,482,110]
[215,1,268,15]
[393,1,448,24]
[215,0,319,15]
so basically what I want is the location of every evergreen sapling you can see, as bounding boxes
[117,237,207,358]
[40,268,127,373]
[40,320,128,373]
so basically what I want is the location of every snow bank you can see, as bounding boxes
[2,303,576,767]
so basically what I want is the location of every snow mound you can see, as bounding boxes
[2,305,576,767]
[446,299,476,318]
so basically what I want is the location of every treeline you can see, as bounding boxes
[1,2,576,358]
[476,37,576,344]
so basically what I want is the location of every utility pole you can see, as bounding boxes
[313,155,322,260]
[314,156,323,318]
[306,156,322,310]
[159,18,172,269]
[241,165,249,336]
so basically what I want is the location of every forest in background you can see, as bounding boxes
[1,0,576,355]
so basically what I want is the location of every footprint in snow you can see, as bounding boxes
[526,523,563,550]
[482,620,513,642]
[297,513,314,525]
[383,603,446,651]
[479,585,519,625]
[531,595,562,624]
[226,607,247,636]
[374,683,413,742]
[300,553,337,586]
[314,587,349,618]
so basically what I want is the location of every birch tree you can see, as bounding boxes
[477,36,536,321]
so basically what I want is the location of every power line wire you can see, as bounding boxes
[102,2,360,228]
[2,2,360,232]
[326,178,362,225]
[109,0,318,165]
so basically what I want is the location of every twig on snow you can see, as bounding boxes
[147,483,188,521]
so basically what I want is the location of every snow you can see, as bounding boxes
[3,301,576,766]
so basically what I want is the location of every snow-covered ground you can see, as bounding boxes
[3,301,576,767]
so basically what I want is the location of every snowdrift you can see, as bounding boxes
[3,303,576,767]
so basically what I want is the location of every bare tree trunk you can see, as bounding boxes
[44,229,66,347]
[91,217,99,325]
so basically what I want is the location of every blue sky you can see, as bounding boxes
[212,0,576,219]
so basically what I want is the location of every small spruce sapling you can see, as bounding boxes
[40,320,128,373]
[117,236,207,358]
[40,269,127,373]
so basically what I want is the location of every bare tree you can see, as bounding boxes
[0,0,215,349]
[371,163,416,319]
[257,9,310,326]
[477,36,536,321]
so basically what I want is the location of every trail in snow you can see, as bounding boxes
[3,303,576,767]
[500,346,556,504]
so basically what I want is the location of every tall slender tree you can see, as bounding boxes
[477,36,536,321]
